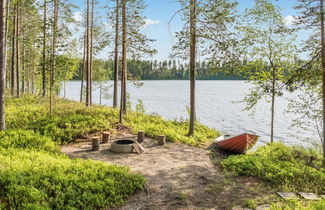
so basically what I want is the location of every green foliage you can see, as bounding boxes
[222,143,325,193]
[243,199,257,209]
[6,96,219,146]
[238,0,298,111]
[135,99,145,114]
[270,200,325,210]
[125,112,219,146]
[0,129,58,153]
[0,98,146,209]
[0,149,145,209]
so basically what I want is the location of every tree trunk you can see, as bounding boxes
[86,0,91,107]
[4,0,9,90]
[42,0,47,97]
[11,4,16,96]
[15,5,20,98]
[50,0,58,113]
[113,0,119,108]
[90,0,94,106]
[21,38,25,95]
[119,0,126,124]
[320,0,325,160]
[80,34,86,103]
[0,0,7,130]
[271,72,275,143]
[188,0,197,136]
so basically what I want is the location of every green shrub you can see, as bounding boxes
[222,143,325,193]
[6,96,219,145]
[0,149,145,209]
[0,129,58,153]
[270,200,325,210]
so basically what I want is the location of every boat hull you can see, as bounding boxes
[216,133,259,154]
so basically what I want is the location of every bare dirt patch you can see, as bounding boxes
[61,134,272,209]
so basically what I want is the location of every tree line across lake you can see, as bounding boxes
[72,59,244,81]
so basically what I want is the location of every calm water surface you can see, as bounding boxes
[61,80,318,147]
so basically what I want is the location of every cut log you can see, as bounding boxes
[133,141,145,154]
[157,135,166,145]
[137,130,145,143]
[92,136,100,151]
[102,132,110,144]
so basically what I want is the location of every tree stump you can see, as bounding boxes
[92,136,100,151]
[137,130,145,143]
[157,135,166,145]
[102,132,110,144]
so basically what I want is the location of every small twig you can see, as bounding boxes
[144,185,150,198]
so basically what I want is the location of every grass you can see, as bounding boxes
[221,143,325,193]
[6,96,219,146]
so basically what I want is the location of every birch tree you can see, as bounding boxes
[239,0,298,143]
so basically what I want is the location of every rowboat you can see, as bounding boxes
[215,133,259,154]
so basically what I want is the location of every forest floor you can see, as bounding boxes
[62,131,274,210]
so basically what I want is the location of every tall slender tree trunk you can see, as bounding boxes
[271,72,275,143]
[15,5,19,98]
[113,0,119,108]
[11,4,16,96]
[86,0,91,107]
[188,0,197,136]
[89,0,94,106]
[42,0,47,97]
[320,0,325,160]
[31,47,35,94]
[50,0,58,113]
[4,0,8,90]
[21,37,25,95]
[119,0,126,124]
[0,0,7,130]
[80,34,86,103]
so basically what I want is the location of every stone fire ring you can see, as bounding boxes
[111,139,136,153]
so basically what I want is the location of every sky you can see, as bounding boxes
[71,0,301,61]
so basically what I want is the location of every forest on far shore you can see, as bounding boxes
[72,59,245,81]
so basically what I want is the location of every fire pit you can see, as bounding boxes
[111,140,136,153]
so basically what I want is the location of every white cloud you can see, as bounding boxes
[73,12,83,23]
[283,15,295,26]
[143,19,159,29]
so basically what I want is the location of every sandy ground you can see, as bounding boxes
[61,134,269,210]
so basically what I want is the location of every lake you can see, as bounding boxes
[61,80,319,147]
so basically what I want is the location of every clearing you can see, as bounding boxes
[62,132,273,210]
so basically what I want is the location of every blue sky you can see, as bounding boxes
[71,0,300,61]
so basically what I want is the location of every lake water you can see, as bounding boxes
[61,80,319,147]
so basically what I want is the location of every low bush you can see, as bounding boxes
[0,129,58,153]
[0,149,145,209]
[222,143,325,193]
[6,96,219,145]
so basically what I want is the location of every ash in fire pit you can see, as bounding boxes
[115,140,135,145]
[111,139,136,153]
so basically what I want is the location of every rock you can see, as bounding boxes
[256,204,271,210]
[277,192,299,200]
[232,206,252,210]
[298,192,320,200]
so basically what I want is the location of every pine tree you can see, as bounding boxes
[0,0,7,130]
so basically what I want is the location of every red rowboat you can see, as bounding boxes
[215,133,259,154]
